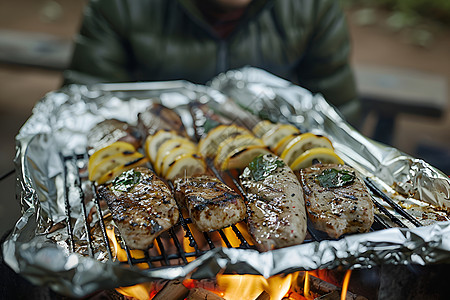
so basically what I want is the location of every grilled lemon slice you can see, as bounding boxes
[280,133,333,166]
[160,147,198,177]
[214,134,264,169]
[198,124,252,158]
[261,123,300,150]
[154,137,196,174]
[89,151,145,182]
[165,153,206,180]
[252,120,276,138]
[220,145,271,171]
[145,129,179,163]
[290,148,344,171]
[88,141,136,175]
[272,132,301,156]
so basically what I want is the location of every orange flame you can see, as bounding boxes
[220,226,241,247]
[265,274,294,300]
[182,223,200,262]
[107,224,298,300]
[340,269,352,300]
[106,227,148,268]
[303,271,311,299]
[106,227,152,299]
[116,283,153,300]
[182,222,291,299]
[234,222,254,246]
[216,273,293,300]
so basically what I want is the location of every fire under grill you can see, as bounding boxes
[59,151,425,271]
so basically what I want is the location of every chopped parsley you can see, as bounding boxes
[248,154,285,181]
[111,169,141,192]
[316,168,355,188]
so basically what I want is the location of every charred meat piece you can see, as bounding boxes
[240,154,308,251]
[298,164,374,239]
[87,119,142,154]
[173,174,246,232]
[138,103,188,137]
[98,167,179,250]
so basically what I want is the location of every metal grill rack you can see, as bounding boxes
[54,152,426,270]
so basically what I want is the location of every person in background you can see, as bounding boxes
[64,0,360,125]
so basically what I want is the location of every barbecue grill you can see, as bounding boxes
[2,67,450,298]
[60,151,424,269]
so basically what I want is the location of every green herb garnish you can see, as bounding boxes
[248,154,285,181]
[316,168,355,188]
[111,169,142,192]
[203,119,221,134]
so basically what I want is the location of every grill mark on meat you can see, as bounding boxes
[98,167,179,250]
[187,192,242,211]
[173,174,246,232]
[298,164,374,239]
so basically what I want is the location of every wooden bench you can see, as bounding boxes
[355,64,448,145]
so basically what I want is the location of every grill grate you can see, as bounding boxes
[364,178,423,227]
[57,153,424,269]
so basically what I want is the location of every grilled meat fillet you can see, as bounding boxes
[87,119,142,154]
[173,174,246,232]
[138,103,188,137]
[298,164,374,239]
[240,154,307,251]
[98,167,179,250]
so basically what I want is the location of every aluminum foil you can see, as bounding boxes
[2,67,450,297]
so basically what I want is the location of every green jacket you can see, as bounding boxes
[64,0,358,120]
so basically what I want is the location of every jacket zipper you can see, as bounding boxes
[177,0,274,75]
[217,40,228,74]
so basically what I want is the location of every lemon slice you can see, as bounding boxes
[88,141,136,175]
[261,124,300,150]
[280,133,333,166]
[220,145,271,170]
[272,132,301,156]
[290,148,344,171]
[145,129,179,163]
[89,151,145,182]
[198,124,252,158]
[96,157,149,184]
[214,134,264,169]
[252,120,276,138]
[160,147,198,177]
[165,154,206,180]
[154,137,196,174]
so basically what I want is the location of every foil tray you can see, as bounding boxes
[2,67,450,297]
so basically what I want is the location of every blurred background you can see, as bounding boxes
[0,0,449,238]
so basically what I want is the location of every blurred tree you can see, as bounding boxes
[343,0,450,25]
[342,0,450,47]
